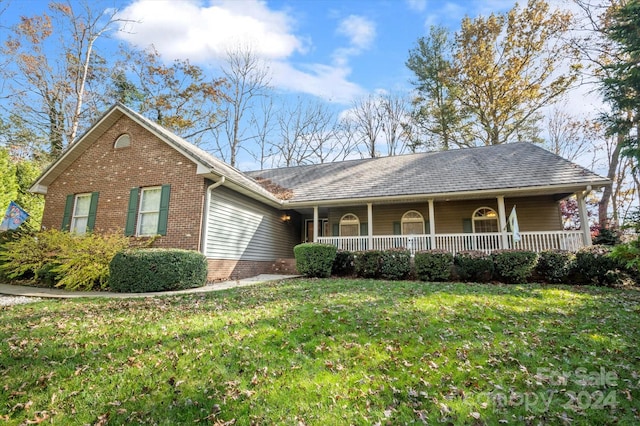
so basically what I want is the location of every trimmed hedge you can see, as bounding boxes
[492,250,538,283]
[536,250,574,284]
[354,250,383,278]
[332,250,355,276]
[414,250,453,282]
[109,249,207,292]
[380,249,412,280]
[454,250,494,282]
[573,245,623,286]
[293,243,337,278]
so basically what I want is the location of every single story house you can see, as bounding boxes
[30,104,610,281]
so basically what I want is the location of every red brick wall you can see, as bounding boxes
[207,258,298,282]
[40,115,207,251]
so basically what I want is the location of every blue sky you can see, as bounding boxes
[2,0,520,104]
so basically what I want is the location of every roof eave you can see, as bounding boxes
[282,181,611,208]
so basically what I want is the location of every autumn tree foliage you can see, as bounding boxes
[407,0,580,148]
[111,46,226,145]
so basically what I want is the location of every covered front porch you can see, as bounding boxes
[301,191,593,256]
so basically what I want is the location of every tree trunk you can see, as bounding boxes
[598,133,623,228]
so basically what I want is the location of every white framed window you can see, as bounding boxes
[137,187,162,236]
[340,213,360,236]
[70,193,92,234]
[402,210,425,235]
[472,207,499,233]
[114,133,131,149]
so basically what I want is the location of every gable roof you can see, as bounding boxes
[30,103,282,207]
[248,143,610,205]
[31,104,609,209]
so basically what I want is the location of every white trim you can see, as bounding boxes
[401,210,425,235]
[339,213,360,236]
[70,193,92,234]
[472,207,499,233]
[136,186,162,237]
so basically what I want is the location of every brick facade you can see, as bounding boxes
[40,115,296,282]
[41,115,207,250]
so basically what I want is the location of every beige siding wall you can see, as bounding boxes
[206,186,301,260]
[323,195,561,235]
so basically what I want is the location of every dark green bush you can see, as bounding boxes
[379,249,411,280]
[332,250,354,276]
[414,250,453,282]
[492,250,538,284]
[454,250,494,283]
[536,250,574,283]
[592,227,621,246]
[293,243,337,278]
[354,250,383,279]
[573,245,623,286]
[109,249,207,292]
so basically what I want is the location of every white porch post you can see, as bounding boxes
[577,191,592,247]
[497,195,509,249]
[313,205,319,243]
[428,199,436,250]
[367,203,373,249]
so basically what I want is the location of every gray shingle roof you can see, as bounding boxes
[247,143,609,203]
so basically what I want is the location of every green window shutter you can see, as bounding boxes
[393,221,401,235]
[61,194,74,231]
[425,220,430,233]
[125,188,139,236]
[360,222,368,236]
[462,218,473,233]
[157,184,171,236]
[86,192,99,232]
[332,223,339,236]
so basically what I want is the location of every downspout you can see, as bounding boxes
[201,176,226,255]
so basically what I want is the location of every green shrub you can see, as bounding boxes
[492,250,538,284]
[379,249,411,280]
[609,238,640,281]
[573,245,623,286]
[0,229,70,285]
[293,243,337,278]
[332,250,354,276]
[0,229,131,290]
[414,250,453,282]
[592,227,621,246]
[354,250,383,279]
[54,233,130,290]
[109,249,207,293]
[454,250,494,283]
[536,250,575,283]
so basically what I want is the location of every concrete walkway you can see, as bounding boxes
[0,274,300,299]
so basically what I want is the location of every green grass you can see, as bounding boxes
[1,279,639,425]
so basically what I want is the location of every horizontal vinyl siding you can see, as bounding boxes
[325,196,562,235]
[206,187,298,260]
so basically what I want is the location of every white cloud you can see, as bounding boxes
[270,61,364,104]
[115,0,304,61]
[406,0,427,12]
[336,15,376,50]
[115,0,365,104]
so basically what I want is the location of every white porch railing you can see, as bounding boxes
[317,230,585,255]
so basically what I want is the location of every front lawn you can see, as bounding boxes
[1,279,639,425]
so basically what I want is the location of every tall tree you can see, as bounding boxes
[112,46,225,144]
[455,0,579,146]
[602,0,640,161]
[406,26,471,149]
[2,1,131,157]
[346,94,384,158]
[215,45,271,167]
